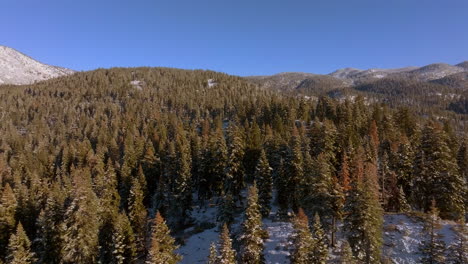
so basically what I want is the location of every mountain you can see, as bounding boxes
[0,45,75,85]
[249,62,468,92]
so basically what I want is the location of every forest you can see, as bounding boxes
[0,67,466,263]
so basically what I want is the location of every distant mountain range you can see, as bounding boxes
[247,62,468,92]
[0,46,74,85]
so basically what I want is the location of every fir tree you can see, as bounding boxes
[217,193,235,227]
[111,212,137,264]
[218,224,236,264]
[338,240,357,264]
[254,149,273,217]
[420,201,446,264]
[290,208,313,264]
[344,152,383,264]
[128,177,148,256]
[240,184,265,264]
[61,169,100,264]
[310,214,328,264]
[6,223,35,264]
[285,127,303,212]
[414,122,466,220]
[146,211,182,264]
[207,242,218,264]
[0,183,17,258]
[225,124,245,201]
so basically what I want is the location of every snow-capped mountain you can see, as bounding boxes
[329,63,467,83]
[0,45,75,85]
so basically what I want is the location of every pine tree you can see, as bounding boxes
[285,127,303,212]
[290,208,313,264]
[302,153,334,224]
[128,177,148,256]
[225,124,245,201]
[338,240,357,264]
[0,183,17,258]
[207,242,218,264]
[414,122,466,220]
[344,151,383,264]
[146,211,182,264]
[35,184,65,264]
[310,214,328,264]
[218,224,236,264]
[254,149,273,217]
[61,169,100,264]
[420,201,446,264]
[6,223,35,264]
[111,212,137,264]
[240,184,265,264]
[217,193,235,227]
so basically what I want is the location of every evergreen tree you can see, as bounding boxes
[310,214,328,264]
[420,201,446,264]
[6,223,35,264]
[111,212,137,264]
[344,152,383,264]
[146,211,182,264]
[217,193,235,227]
[207,242,218,264]
[225,124,245,201]
[254,149,273,217]
[35,184,65,264]
[285,127,303,212]
[240,184,265,264]
[0,183,17,258]
[218,224,236,264]
[414,122,466,220]
[290,208,313,264]
[128,177,148,256]
[338,240,357,264]
[61,169,100,264]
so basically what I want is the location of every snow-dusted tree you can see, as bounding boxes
[111,212,136,264]
[207,242,218,264]
[337,240,357,264]
[240,184,265,264]
[344,150,383,264]
[217,193,235,227]
[310,214,328,264]
[128,177,147,256]
[0,183,17,258]
[414,122,466,220]
[218,224,236,264]
[290,208,313,264]
[420,201,446,264]
[285,127,303,212]
[61,169,100,264]
[6,223,35,264]
[146,211,181,264]
[254,149,273,217]
[225,124,245,201]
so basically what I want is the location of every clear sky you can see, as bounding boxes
[2,0,468,76]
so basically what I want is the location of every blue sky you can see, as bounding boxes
[2,0,468,76]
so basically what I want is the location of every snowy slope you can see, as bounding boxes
[0,46,75,85]
[178,205,462,264]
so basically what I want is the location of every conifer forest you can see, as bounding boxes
[0,67,467,264]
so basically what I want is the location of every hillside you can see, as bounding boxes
[0,67,466,264]
[0,45,75,85]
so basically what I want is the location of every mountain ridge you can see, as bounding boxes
[0,45,75,85]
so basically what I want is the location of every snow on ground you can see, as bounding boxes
[178,200,460,264]
[263,216,293,264]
